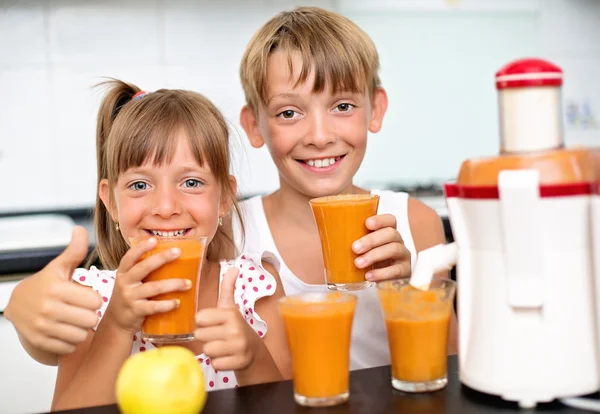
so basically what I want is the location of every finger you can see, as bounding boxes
[355,242,410,269]
[366,261,412,282]
[209,355,250,372]
[118,237,158,274]
[134,278,191,300]
[58,283,103,310]
[53,303,100,330]
[195,308,233,327]
[126,247,181,283]
[36,337,77,356]
[38,321,89,346]
[194,326,230,344]
[202,339,241,359]
[51,226,89,277]
[217,268,239,309]
[137,298,180,316]
[365,214,397,231]
[353,226,404,255]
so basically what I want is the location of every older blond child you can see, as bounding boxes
[236,6,457,369]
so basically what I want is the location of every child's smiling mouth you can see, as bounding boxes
[144,229,192,237]
[296,154,345,170]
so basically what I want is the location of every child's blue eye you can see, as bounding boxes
[183,179,202,188]
[130,181,148,191]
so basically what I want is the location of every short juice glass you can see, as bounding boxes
[130,236,206,344]
[279,292,357,407]
[309,194,380,291]
[377,278,456,392]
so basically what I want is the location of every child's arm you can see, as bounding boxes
[235,261,291,383]
[195,263,291,387]
[5,227,102,366]
[407,198,459,355]
[51,239,186,411]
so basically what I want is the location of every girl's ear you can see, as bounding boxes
[99,179,118,221]
[240,105,266,148]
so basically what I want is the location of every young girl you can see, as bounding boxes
[236,6,458,370]
[47,81,290,411]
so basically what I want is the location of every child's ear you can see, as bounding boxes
[98,179,118,221]
[240,105,265,148]
[368,87,388,133]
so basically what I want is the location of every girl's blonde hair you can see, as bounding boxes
[240,6,381,114]
[93,79,243,269]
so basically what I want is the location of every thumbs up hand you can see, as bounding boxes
[5,226,103,362]
[194,267,260,372]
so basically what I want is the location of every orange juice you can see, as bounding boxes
[310,194,379,290]
[378,279,455,392]
[279,293,357,407]
[132,237,205,343]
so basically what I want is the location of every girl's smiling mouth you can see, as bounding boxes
[144,229,192,237]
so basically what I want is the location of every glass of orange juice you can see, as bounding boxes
[279,292,357,407]
[130,236,206,344]
[377,278,456,392]
[309,194,380,291]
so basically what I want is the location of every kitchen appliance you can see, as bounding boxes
[443,58,599,408]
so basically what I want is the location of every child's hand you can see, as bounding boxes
[194,268,259,372]
[5,226,102,358]
[102,238,190,334]
[352,214,412,281]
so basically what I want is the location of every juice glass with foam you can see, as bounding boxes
[377,278,456,392]
[130,236,206,344]
[309,194,380,291]
[279,292,357,407]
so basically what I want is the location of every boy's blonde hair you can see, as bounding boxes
[93,80,243,269]
[240,6,381,114]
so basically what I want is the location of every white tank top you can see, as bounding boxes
[232,190,417,370]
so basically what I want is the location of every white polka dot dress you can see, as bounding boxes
[72,250,280,391]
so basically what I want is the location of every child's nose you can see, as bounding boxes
[303,113,336,148]
[152,186,183,218]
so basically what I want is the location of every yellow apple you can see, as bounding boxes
[116,346,207,414]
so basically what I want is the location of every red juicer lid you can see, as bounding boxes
[495,58,563,90]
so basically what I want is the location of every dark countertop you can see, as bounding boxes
[50,356,596,414]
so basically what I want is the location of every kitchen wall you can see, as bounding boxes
[0,0,598,214]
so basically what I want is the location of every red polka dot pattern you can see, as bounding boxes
[72,252,279,392]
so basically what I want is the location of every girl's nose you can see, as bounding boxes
[152,186,182,218]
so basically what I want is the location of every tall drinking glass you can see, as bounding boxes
[310,194,380,291]
[130,236,206,343]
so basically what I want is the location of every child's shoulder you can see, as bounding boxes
[407,197,446,251]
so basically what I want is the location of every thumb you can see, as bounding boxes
[53,226,89,277]
[217,267,239,309]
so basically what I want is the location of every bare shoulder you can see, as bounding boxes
[407,197,445,252]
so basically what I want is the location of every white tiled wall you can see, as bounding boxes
[0,0,598,213]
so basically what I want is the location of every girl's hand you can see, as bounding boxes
[352,214,412,282]
[194,268,260,371]
[102,238,191,334]
[5,226,102,359]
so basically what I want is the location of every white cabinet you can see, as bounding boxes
[0,317,57,414]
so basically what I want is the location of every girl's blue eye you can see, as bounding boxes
[130,181,148,191]
[183,179,202,188]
